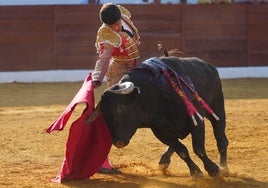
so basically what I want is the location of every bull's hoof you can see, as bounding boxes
[213,170,226,181]
[158,155,171,170]
[159,168,171,176]
[158,163,169,171]
[207,165,220,177]
[189,164,203,179]
[219,165,230,176]
[191,170,204,179]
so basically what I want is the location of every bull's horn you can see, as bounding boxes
[108,82,134,94]
[85,103,101,124]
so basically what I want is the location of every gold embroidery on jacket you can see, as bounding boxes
[95,25,121,53]
[96,26,139,61]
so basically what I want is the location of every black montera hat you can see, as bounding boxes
[100,3,121,25]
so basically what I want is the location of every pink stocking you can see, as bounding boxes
[101,157,114,169]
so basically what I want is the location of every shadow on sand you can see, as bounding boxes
[62,172,268,188]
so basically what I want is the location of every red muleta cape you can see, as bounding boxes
[46,74,112,183]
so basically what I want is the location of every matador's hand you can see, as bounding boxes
[93,80,102,89]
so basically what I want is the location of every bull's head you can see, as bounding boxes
[85,82,136,123]
[87,82,142,148]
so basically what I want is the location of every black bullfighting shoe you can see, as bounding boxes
[98,167,121,174]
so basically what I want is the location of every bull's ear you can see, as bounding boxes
[131,87,141,105]
[134,86,141,94]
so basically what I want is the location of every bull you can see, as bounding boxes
[89,54,229,178]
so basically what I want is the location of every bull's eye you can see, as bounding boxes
[116,104,126,114]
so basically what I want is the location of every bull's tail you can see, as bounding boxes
[157,43,184,58]
[157,43,169,57]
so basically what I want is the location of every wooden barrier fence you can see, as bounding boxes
[0,4,267,71]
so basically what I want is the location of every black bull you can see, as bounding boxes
[95,56,229,178]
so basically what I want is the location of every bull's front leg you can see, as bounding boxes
[152,129,203,178]
[191,122,220,177]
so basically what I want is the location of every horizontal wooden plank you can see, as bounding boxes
[187,51,248,67]
[0,32,53,45]
[55,45,94,56]
[184,39,247,51]
[249,54,268,66]
[55,25,98,35]
[0,6,53,19]
[55,56,93,69]
[184,4,247,21]
[55,34,95,46]
[248,4,268,14]
[0,19,53,32]
[54,13,99,25]
[248,27,268,40]
[128,4,182,20]
[53,4,100,14]
[248,40,268,53]
[137,20,182,33]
